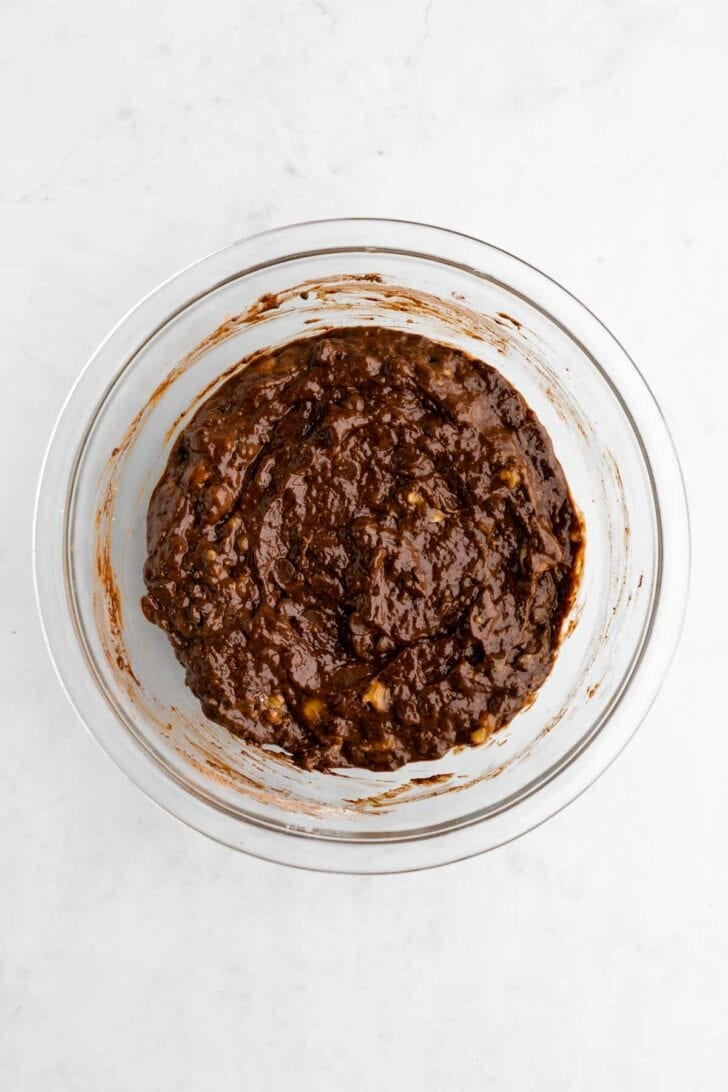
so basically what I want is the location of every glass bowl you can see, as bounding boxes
[33,219,689,873]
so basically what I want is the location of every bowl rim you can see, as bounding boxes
[33,217,691,873]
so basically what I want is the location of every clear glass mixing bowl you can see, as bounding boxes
[33,219,689,872]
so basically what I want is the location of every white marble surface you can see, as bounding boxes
[2,0,726,1087]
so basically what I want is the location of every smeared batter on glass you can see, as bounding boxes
[142,326,582,770]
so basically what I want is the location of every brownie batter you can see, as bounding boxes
[142,326,582,771]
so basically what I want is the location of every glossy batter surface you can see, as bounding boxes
[142,327,582,770]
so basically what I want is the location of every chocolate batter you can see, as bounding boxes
[142,327,582,771]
